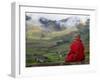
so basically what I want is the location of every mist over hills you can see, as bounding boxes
[25,14,90,40]
[26,15,89,33]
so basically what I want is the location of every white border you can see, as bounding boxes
[11,2,96,78]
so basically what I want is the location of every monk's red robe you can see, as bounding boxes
[65,38,85,62]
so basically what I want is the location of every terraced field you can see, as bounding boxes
[26,26,89,67]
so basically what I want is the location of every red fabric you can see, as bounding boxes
[65,37,85,62]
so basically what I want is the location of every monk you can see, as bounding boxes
[65,35,85,62]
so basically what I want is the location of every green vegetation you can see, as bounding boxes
[26,21,90,67]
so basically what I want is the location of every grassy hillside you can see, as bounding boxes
[26,23,89,67]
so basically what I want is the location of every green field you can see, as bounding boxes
[26,23,90,67]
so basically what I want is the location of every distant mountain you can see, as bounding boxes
[39,16,82,32]
[26,15,88,33]
[39,17,62,32]
[26,15,90,40]
[59,17,80,27]
[26,15,31,21]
